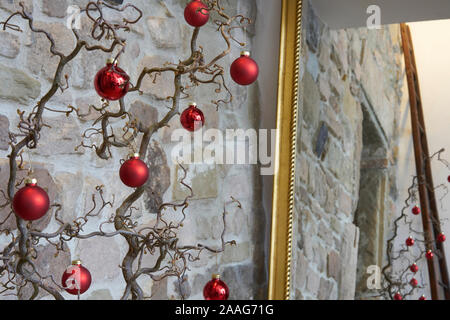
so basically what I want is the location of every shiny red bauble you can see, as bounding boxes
[184,0,209,27]
[203,274,229,300]
[180,103,205,132]
[419,295,426,300]
[410,263,419,273]
[61,260,92,295]
[119,154,149,188]
[437,232,446,243]
[94,60,130,101]
[412,205,421,215]
[230,51,259,86]
[426,250,434,260]
[448,175,450,183]
[406,237,415,247]
[410,278,418,287]
[394,292,403,300]
[12,178,50,221]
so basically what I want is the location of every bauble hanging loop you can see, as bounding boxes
[94,59,130,101]
[203,274,229,300]
[61,260,92,295]
[119,153,149,188]
[230,51,259,86]
[180,102,205,132]
[12,178,50,221]
[184,0,210,27]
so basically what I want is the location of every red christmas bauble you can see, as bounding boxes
[230,51,259,86]
[119,154,149,188]
[61,260,92,295]
[406,237,415,247]
[394,292,403,300]
[94,60,130,101]
[412,205,421,215]
[12,178,50,221]
[437,232,446,243]
[410,278,418,287]
[426,250,434,260]
[203,274,229,300]
[447,175,450,183]
[419,295,426,300]
[180,103,205,132]
[410,263,419,273]
[184,0,209,27]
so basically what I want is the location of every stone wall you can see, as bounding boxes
[291,1,410,300]
[0,0,266,300]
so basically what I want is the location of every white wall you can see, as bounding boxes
[253,0,281,288]
[409,19,450,275]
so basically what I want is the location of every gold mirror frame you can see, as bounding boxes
[268,0,303,300]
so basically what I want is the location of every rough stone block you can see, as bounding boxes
[0,115,10,151]
[75,237,122,281]
[0,63,41,103]
[42,0,68,18]
[26,22,75,81]
[137,55,175,100]
[305,268,320,295]
[221,242,251,264]
[172,164,218,201]
[327,250,341,281]
[33,116,83,156]
[302,72,321,130]
[54,172,83,223]
[0,31,20,58]
[318,277,334,300]
[147,17,183,48]
[86,289,113,300]
[144,141,171,212]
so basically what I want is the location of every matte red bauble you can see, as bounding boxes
[12,178,50,221]
[406,237,415,247]
[61,260,92,295]
[180,103,205,132]
[230,51,259,86]
[412,205,421,215]
[426,250,434,260]
[419,295,426,300]
[410,278,418,287]
[410,263,419,273]
[394,292,403,300]
[119,154,149,188]
[184,0,209,27]
[94,59,130,101]
[203,274,229,300]
[437,232,446,243]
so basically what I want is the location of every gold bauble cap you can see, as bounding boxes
[25,178,37,185]
[241,51,250,57]
[106,58,117,65]
[212,274,220,280]
[129,153,140,159]
[189,102,197,107]
[72,260,82,265]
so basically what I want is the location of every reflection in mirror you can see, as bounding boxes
[291,0,450,300]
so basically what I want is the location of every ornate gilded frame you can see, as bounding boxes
[268,0,303,300]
